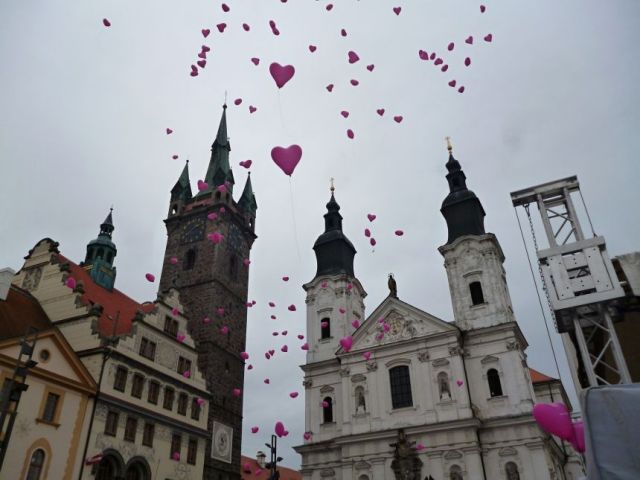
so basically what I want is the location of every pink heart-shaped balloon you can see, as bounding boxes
[309,45,317,52]
[221,3,230,12]
[202,28,210,38]
[434,58,443,66]
[198,52,207,59]
[240,352,249,360]
[350,79,359,86]
[208,232,223,244]
[102,18,111,27]
[430,52,436,60]
[251,426,259,433]
[264,378,270,384]
[270,315,276,319]
[484,33,493,42]
[395,230,404,236]
[326,84,334,92]
[363,351,372,360]
[243,23,250,31]
[247,364,253,370]
[448,42,455,51]
[201,45,210,53]
[166,128,173,134]
[220,325,229,334]
[197,398,205,406]
[352,319,360,328]
[367,213,376,222]
[269,20,276,28]
[172,307,180,316]
[393,6,401,15]
[303,432,312,440]
[532,403,574,440]
[480,5,486,13]
[282,330,288,335]
[272,332,279,336]
[465,57,471,67]
[448,80,457,87]
[271,145,302,176]
[321,321,329,328]
[66,277,77,289]
[569,420,585,453]
[297,334,304,339]
[456,379,464,386]
[169,256,178,264]
[282,276,289,281]
[394,116,403,123]
[339,336,353,352]
[376,332,384,340]
[339,307,346,314]
[289,392,298,398]
[217,23,227,33]
[281,345,288,352]
[441,64,449,72]
[376,108,385,116]
[265,352,271,359]
[326,4,333,11]
[269,302,276,307]
[301,342,309,350]
[416,443,425,451]
[320,400,329,407]
[458,86,465,94]
[275,421,286,437]
[341,28,347,37]
[197,179,208,191]
[145,273,155,283]
[172,154,179,160]
[207,212,218,220]
[249,105,256,113]
[197,59,207,68]
[321,281,328,288]
[370,238,377,246]
[364,228,371,237]
[177,334,186,342]
[234,98,242,106]
[366,64,375,72]
[419,50,429,60]
[182,370,190,378]
[288,304,296,311]
[251,57,260,66]
[383,323,391,332]
[347,129,354,139]
[341,110,349,118]
[269,62,295,89]
[243,463,252,473]
[172,452,180,461]
[465,36,474,45]
[239,160,252,169]
[217,307,225,315]
[348,51,360,64]
[232,388,242,397]
[269,349,275,355]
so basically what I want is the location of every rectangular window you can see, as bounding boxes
[191,397,201,421]
[105,411,118,436]
[389,365,413,409]
[164,316,179,337]
[114,366,128,392]
[124,416,137,442]
[187,437,198,465]
[177,356,192,376]
[139,337,157,360]
[177,392,188,416]
[41,392,60,422]
[143,422,155,447]
[131,373,144,399]
[163,387,175,410]
[148,381,160,404]
[170,433,182,460]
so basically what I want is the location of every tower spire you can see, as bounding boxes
[238,172,257,216]
[201,104,234,194]
[171,160,193,202]
[440,144,486,244]
[84,208,118,290]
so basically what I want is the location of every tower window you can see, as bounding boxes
[505,462,520,479]
[97,248,104,260]
[171,204,178,215]
[228,255,238,280]
[389,365,413,409]
[487,368,503,397]
[26,448,46,480]
[469,281,485,305]
[184,249,196,270]
[215,191,221,201]
[107,252,113,263]
[322,397,333,423]
[320,317,331,339]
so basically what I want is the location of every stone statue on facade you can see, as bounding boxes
[390,429,423,480]
[388,273,398,298]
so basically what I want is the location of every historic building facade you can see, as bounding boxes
[10,217,210,479]
[294,148,584,480]
[158,105,257,480]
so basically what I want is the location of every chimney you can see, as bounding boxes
[0,268,15,301]
[256,451,266,468]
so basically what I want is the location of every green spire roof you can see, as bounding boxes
[238,173,257,214]
[84,208,118,291]
[201,105,235,195]
[171,161,192,201]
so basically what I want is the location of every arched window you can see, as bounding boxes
[322,396,333,423]
[505,462,520,480]
[106,252,113,263]
[449,465,463,480]
[389,365,413,409]
[171,204,178,215]
[470,281,485,305]
[184,249,196,270]
[215,191,221,201]
[355,386,366,413]
[438,372,451,400]
[97,248,104,260]
[488,368,503,397]
[26,449,45,480]
[320,317,331,339]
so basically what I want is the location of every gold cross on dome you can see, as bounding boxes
[330,177,335,193]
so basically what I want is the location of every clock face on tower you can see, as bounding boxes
[181,216,205,244]
[227,224,245,254]
[211,422,233,463]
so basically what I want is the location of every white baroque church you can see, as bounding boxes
[294,147,584,480]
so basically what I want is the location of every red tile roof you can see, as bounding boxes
[529,368,556,384]
[240,455,301,480]
[0,286,53,340]
[56,254,152,337]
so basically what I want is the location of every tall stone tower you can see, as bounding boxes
[159,105,257,480]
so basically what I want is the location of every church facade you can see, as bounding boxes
[294,147,584,480]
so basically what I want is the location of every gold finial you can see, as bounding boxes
[330,177,335,193]
[445,136,453,153]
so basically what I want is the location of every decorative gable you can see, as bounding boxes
[344,296,456,353]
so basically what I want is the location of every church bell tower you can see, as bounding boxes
[159,105,257,480]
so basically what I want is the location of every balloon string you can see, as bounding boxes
[289,178,302,264]
[277,90,287,136]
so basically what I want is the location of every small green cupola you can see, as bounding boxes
[84,208,118,290]
[238,172,258,231]
[200,104,235,195]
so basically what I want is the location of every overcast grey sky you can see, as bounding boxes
[1,0,639,468]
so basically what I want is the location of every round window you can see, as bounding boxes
[39,349,51,362]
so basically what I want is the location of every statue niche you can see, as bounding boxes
[390,429,423,480]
